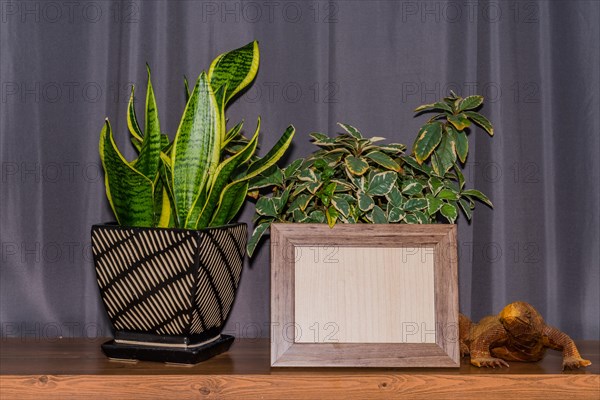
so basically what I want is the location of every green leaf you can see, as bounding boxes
[133,65,162,180]
[184,76,191,104]
[462,189,493,207]
[366,171,397,196]
[344,155,369,176]
[458,198,473,220]
[401,156,433,175]
[401,180,424,196]
[358,192,374,212]
[284,158,304,179]
[99,120,155,227]
[371,205,387,224]
[246,125,295,178]
[208,41,259,109]
[337,122,363,139]
[464,111,494,136]
[436,188,459,201]
[309,210,326,223]
[387,206,405,222]
[386,187,403,207]
[326,207,339,227]
[404,198,428,211]
[171,72,220,228]
[428,177,443,196]
[432,133,456,176]
[126,87,143,152]
[255,196,278,217]
[413,122,443,164]
[414,101,453,113]
[298,168,317,182]
[310,132,335,144]
[364,151,402,172]
[458,95,483,111]
[426,195,444,216]
[293,208,310,223]
[404,214,419,224]
[454,129,468,163]
[414,211,429,224]
[440,203,458,223]
[247,221,270,257]
[454,164,465,190]
[332,195,350,217]
[447,113,471,131]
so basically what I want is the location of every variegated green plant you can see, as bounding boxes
[100,41,295,230]
[247,93,493,256]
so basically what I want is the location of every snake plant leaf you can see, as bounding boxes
[193,119,260,228]
[364,151,402,172]
[366,171,397,196]
[127,87,144,152]
[246,125,295,177]
[208,41,259,109]
[440,203,458,223]
[184,76,191,103]
[133,65,162,179]
[247,221,270,257]
[99,120,155,227]
[344,155,369,176]
[224,120,244,145]
[171,72,220,228]
[464,111,494,136]
[337,123,363,139]
[458,95,484,112]
[462,189,493,207]
[208,125,295,227]
[223,181,250,223]
[447,113,472,131]
[413,122,443,164]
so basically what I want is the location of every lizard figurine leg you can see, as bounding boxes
[542,325,591,370]
[469,322,510,368]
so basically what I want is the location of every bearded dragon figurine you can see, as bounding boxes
[459,301,592,370]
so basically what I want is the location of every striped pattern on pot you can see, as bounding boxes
[91,224,246,337]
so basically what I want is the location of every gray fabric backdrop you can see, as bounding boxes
[1,0,598,341]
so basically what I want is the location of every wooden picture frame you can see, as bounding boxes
[270,223,459,367]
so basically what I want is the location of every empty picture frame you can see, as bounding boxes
[270,223,459,367]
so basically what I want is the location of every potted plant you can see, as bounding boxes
[248,91,493,254]
[248,92,494,367]
[92,41,295,364]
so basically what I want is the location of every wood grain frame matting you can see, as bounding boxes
[270,223,459,367]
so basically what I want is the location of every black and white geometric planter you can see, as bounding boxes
[91,223,247,364]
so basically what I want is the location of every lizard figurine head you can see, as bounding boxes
[499,301,545,343]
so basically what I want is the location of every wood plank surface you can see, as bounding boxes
[1,338,598,399]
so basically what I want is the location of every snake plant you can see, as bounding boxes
[247,92,493,256]
[99,41,295,230]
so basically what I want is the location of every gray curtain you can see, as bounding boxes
[1,0,598,340]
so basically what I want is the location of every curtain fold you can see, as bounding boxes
[1,0,598,339]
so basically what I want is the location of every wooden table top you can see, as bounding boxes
[1,338,598,399]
